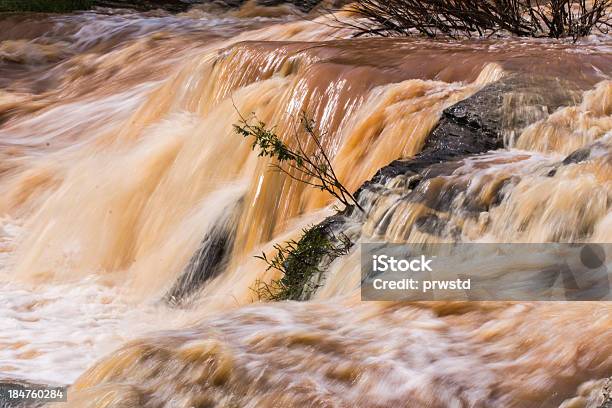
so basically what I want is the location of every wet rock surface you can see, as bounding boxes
[359,75,577,192]
[164,200,243,305]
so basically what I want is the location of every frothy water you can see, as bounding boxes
[0,280,163,385]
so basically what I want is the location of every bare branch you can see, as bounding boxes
[336,0,610,40]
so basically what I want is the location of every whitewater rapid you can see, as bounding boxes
[0,5,610,408]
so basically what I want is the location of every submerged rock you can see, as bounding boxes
[164,198,243,306]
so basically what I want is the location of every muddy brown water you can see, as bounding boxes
[0,6,610,408]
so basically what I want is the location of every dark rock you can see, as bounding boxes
[546,133,611,178]
[356,74,577,201]
[355,77,510,196]
[414,214,460,237]
[164,200,242,306]
[563,147,591,165]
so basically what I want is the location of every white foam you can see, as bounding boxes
[0,280,165,385]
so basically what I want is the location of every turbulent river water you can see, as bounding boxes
[0,4,611,408]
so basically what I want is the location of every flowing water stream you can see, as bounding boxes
[0,4,610,408]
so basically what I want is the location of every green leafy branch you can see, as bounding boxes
[251,225,352,301]
[233,111,364,212]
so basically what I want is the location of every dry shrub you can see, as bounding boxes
[339,0,611,40]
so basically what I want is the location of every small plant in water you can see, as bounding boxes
[234,111,359,301]
[252,224,352,301]
[234,111,364,212]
